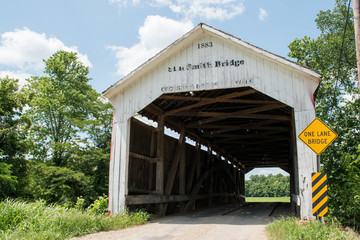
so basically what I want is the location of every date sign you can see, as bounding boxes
[198,42,213,49]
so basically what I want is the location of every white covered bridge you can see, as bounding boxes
[103,23,321,219]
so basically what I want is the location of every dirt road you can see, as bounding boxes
[73,202,290,240]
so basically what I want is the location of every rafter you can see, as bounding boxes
[163,89,257,116]
[185,104,287,127]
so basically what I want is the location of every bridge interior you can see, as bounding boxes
[126,87,298,216]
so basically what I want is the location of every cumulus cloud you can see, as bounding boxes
[107,15,193,76]
[0,70,31,88]
[258,8,268,21]
[109,0,245,21]
[0,27,92,70]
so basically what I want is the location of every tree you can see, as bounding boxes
[23,51,113,203]
[288,0,360,230]
[26,163,92,205]
[24,51,102,166]
[245,174,290,197]
[0,77,28,199]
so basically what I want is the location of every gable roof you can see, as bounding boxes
[103,23,321,99]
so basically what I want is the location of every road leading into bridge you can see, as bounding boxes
[74,202,291,240]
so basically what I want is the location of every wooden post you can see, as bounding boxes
[179,139,186,211]
[354,0,360,90]
[161,127,186,215]
[164,127,185,195]
[184,167,215,212]
[233,168,238,199]
[179,143,186,196]
[186,140,200,193]
[156,116,165,214]
[240,171,245,202]
[207,147,213,206]
[149,131,156,190]
[290,110,299,216]
[119,119,131,211]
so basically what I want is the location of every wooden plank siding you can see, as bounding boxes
[109,34,318,123]
[105,24,321,219]
[123,118,244,215]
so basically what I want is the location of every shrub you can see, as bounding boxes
[87,194,108,215]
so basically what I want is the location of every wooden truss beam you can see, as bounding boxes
[163,89,257,116]
[129,152,159,163]
[145,103,245,170]
[186,104,288,127]
[201,121,288,136]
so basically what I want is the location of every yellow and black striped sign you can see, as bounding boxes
[312,172,328,217]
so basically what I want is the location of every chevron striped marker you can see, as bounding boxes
[312,172,328,217]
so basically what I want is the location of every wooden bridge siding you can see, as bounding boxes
[110,33,318,123]
[107,30,319,218]
[121,118,244,215]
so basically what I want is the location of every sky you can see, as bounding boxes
[0,0,336,178]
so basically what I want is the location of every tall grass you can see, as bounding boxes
[266,217,359,240]
[246,197,290,203]
[0,199,149,240]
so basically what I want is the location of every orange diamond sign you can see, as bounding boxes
[298,118,338,155]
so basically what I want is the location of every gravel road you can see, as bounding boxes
[73,202,291,240]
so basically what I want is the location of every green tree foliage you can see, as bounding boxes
[0,162,17,199]
[24,51,103,166]
[23,51,113,204]
[26,51,100,166]
[245,174,290,197]
[26,163,92,205]
[288,0,359,230]
[0,77,28,199]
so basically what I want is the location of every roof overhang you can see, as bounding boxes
[103,23,321,100]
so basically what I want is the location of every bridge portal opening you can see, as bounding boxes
[245,167,290,202]
[125,87,299,216]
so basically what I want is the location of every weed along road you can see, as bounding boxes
[74,202,291,240]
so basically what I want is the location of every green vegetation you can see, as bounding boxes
[0,199,150,240]
[266,217,359,240]
[0,77,28,199]
[245,174,290,197]
[246,197,290,203]
[288,0,359,230]
[0,50,113,206]
[0,0,360,236]
[0,49,145,239]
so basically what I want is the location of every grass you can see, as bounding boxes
[246,197,290,202]
[0,199,150,240]
[266,217,359,240]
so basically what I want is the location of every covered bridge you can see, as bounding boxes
[103,23,321,219]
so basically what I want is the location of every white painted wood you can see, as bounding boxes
[294,110,317,219]
[108,113,116,214]
[112,119,121,214]
[105,24,322,218]
[118,119,131,212]
[285,70,294,108]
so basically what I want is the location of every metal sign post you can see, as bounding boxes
[316,155,322,221]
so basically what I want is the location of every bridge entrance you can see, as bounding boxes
[104,23,321,219]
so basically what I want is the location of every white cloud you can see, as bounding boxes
[0,27,92,70]
[171,0,245,20]
[107,15,193,76]
[0,70,31,88]
[258,8,268,21]
[110,0,245,21]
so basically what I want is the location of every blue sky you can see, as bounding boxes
[0,0,335,178]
